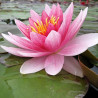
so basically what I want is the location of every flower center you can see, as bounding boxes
[31,16,59,35]
[49,16,59,25]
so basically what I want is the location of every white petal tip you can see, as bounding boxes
[20,67,31,74]
[20,70,27,74]
[45,3,48,6]
[85,7,88,11]
[74,70,84,78]
[75,72,84,78]
[71,2,73,4]
[46,72,58,76]
[8,32,11,35]
[86,7,88,10]
[30,9,33,13]
[80,74,84,78]
[1,33,5,37]
[84,7,88,13]
[70,2,74,7]
[0,45,6,49]
[0,45,3,48]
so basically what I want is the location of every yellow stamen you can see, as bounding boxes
[31,26,37,33]
[31,16,59,35]
[46,18,48,26]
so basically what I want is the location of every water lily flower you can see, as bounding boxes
[1,3,98,77]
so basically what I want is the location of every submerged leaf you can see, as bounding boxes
[82,49,98,67]
[88,45,98,59]
[79,55,98,88]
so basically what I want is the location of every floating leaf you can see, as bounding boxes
[5,54,29,67]
[0,54,10,64]
[0,53,88,97]
[0,62,88,98]
[0,24,17,33]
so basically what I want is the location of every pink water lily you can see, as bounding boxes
[1,3,98,77]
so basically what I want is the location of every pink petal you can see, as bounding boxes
[63,56,83,77]
[67,33,98,48]
[30,10,41,23]
[29,18,36,29]
[45,23,55,36]
[56,3,63,18]
[30,32,46,46]
[67,10,83,36]
[41,10,49,24]
[59,7,88,49]
[59,10,83,48]
[63,2,74,20]
[55,3,63,29]
[45,54,64,75]
[1,45,51,57]
[0,46,34,57]
[58,2,74,39]
[45,4,51,16]
[49,4,63,29]
[8,32,33,50]
[49,4,56,17]
[18,51,52,57]
[2,33,30,50]
[20,56,46,74]
[58,44,88,56]
[2,33,45,52]
[15,19,30,38]
[66,7,88,40]
[44,30,61,51]
[58,33,98,56]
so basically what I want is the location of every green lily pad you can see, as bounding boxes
[0,51,88,97]
[0,11,29,20]
[0,2,46,20]
[0,62,88,98]
[0,24,21,34]
[0,54,30,67]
